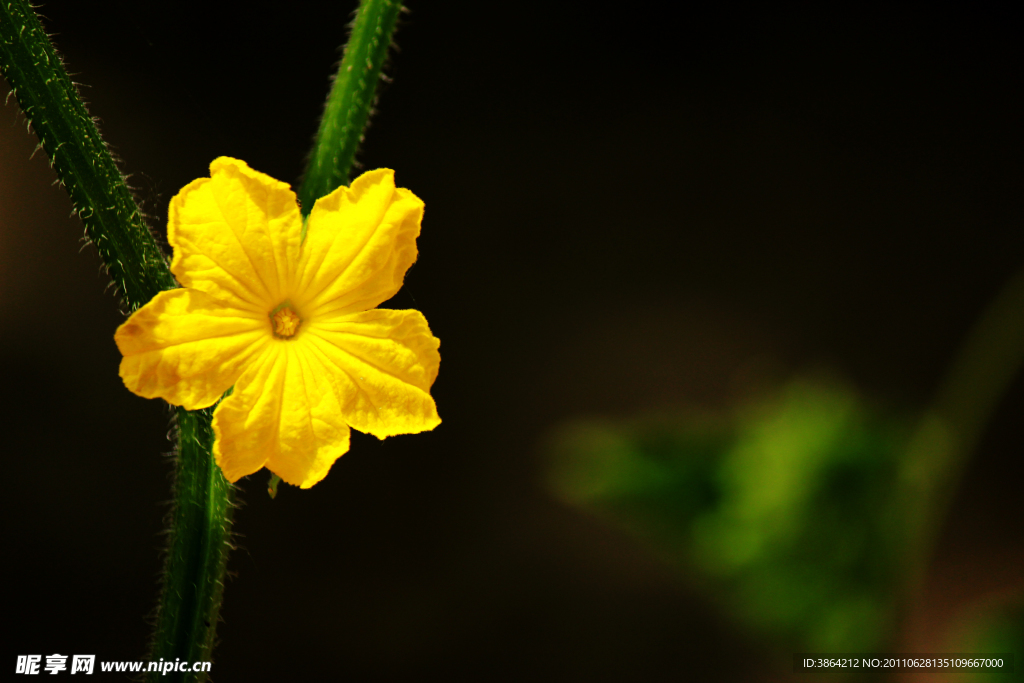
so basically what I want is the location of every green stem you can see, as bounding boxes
[0,4,232,680]
[902,266,1024,581]
[148,408,235,683]
[0,0,173,310]
[298,0,403,218]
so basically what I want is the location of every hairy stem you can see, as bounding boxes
[0,4,231,681]
[0,0,173,309]
[148,408,235,683]
[298,0,403,219]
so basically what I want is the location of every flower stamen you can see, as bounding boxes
[270,302,302,339]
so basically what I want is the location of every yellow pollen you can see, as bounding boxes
[271,305,301,338]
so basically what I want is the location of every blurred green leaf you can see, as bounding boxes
[545,377,915,653]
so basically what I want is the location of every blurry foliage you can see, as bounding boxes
[545,377,916,654]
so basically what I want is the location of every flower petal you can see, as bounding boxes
[212,342,351,488]
[295,169,424,319]
[169,157,303,313]
[115,289,269,410]
[305,309,441,439]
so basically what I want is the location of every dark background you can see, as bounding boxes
[2,1,1021,680]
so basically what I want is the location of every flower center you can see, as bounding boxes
[270,302,302,339]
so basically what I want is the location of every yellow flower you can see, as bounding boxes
[115,157,441,488]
